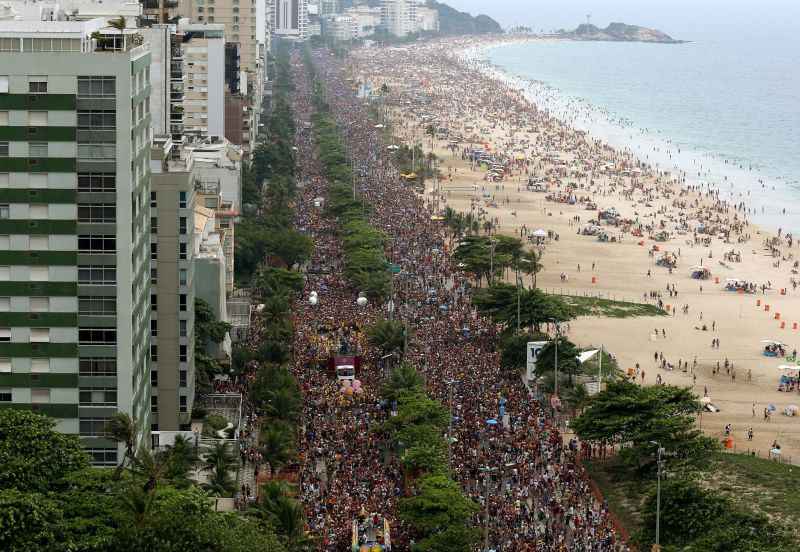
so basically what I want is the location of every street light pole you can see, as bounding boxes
[447,380,455,467]
[650,441,664,548]
[554,323,560,398]
[480,466,496,552]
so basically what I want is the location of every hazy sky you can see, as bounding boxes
[444,0,800,40]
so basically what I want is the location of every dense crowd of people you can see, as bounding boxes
[286,50,628,551]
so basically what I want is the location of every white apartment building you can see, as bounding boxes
[344,5,381,38]
[380,0,416,37]
[0,18,153,465]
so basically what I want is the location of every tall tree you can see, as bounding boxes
[0,409,88,492]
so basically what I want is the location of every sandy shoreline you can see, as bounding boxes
[349,37,800,462]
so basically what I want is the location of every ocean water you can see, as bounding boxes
[482,37,800,233]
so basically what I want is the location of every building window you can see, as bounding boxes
[0,38,19,52]
[30,235,49,250]
[86,448,117,466]
[31,359,49,373]
[28,77,47,93]
[0,388,11,402]
[78,297,116,316]
[77,76,115,97]
[78,328,117,345]
[179,243,187,260]
[150,319,157,337]
[179,319,187,337]
[78,173,116,192]
[150,268,157,284]
[30,328,50,343]
[0,205,7,219]
[77,111,116,129]
[179,217,187,235]
[0,328,9,342]
[150,294,157,311]
[150,243,157,260]
[29,204,48,219]
[0,142,8,157]
[179,395,187,413]
[79,358,117,376]
[179,369,187,387]
[78,235,116,254]
[30,266,48,281]
[28,111,47,126]
[78,204,116,224]
[179,344,187,362]
[78,265,116,285]
[179,294,187,312]
[29,142,48,157]
[77,144,116,160]
[150,344,158,362]
[0,358,10,373]
[151,217,158,234]
[29,297,49,312]
[31,388,50,403]
[151,369,158,386]
[178,191,187,209]
[79,388,116,406]
[179,268,187,287]
[79,418,110,436]
[151,395,158,413]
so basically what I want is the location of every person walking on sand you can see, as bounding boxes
[752,402,756,417]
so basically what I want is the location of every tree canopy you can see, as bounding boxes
[572,381,717,471]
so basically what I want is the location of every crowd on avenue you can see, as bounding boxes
[249,50,630,551]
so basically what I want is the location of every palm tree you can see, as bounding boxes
[259,422,295,476]
[518,249,544,288]
[250,486,314,551]
[162,434,198,485]
[202,441,238,497]
[366,318,408,357]
[106,412,137,480]
[381,362,425,402]
[108,16,126,30]
[132,448,168,492]
[118,485,156,530]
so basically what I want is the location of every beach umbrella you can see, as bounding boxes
[532,229,547,238]
[778,365,797,370]
[768,404,777,412]
[485,418,498,425]
[700,396,712,404]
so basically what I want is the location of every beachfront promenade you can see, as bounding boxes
[287,49,626,551]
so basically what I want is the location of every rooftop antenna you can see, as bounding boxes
[586,13,591,25]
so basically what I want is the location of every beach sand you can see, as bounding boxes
[350,38,800,462]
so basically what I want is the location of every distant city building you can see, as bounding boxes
[322,14,355,41]
[380,0,416,37]
[268,0,309,39]
[344,4,381,38]
[415,5,438,33]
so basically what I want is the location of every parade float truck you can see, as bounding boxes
[328,355,361,382]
